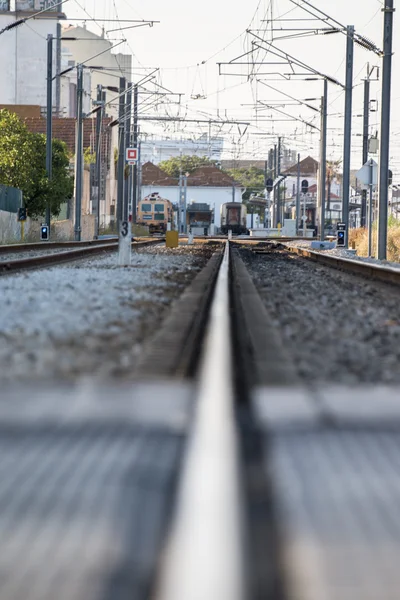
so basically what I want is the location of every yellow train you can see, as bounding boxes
[137,193,174,234]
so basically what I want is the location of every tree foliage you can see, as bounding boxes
[159,155,216,178]
[225,166,266,202]
[0,109,73,218]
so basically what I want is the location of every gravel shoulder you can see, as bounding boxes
[283,240,400,270]
[0,245,218,384]
[241,247,400,385]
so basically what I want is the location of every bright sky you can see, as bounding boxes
[63,0,399,177]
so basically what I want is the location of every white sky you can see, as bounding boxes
[62,0,399,177]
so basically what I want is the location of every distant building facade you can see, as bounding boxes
[0,1,65,111]
[140,162,243,231]
[140,135,224,165]
[61,25,131,119]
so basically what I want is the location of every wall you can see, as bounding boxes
[140,137,224,165]
[53,215,95,241]
[0,14,59,108]
[0,213,95,243]
[0,210,20,242]
[59,48,91,117]
[141,185,242,229]
[61,26,132,120]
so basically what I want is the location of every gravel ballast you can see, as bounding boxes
[241,248,400,385]
[0,246,217,383]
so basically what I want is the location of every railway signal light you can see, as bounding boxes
[337,231,345,247]
[266,178,274,193]
[301,179,309,194]
[337,222,346,247]
[18,207,27,221]
[40,224,50,241]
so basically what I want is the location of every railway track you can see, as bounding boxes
[0,238,162,273]
[2,240,400,600]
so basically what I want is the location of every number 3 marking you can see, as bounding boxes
[121,221,128,237]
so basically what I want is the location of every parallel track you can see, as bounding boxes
[284,243,400,286]
[0,239,163,273]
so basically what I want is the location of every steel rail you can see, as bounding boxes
[156,241,245,600]
[285,244,400,285]
[0,237,160,255]
[0,239,162,274]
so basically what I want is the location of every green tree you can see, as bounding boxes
[159,155,216,178]
[225,166,265,202]
[0,110,73,218]
[84,147,96,165]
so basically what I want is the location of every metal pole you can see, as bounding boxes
[124,82,132,223]
[368,159,374,257]
[273,144,277,227]
[296,153,301,233]
[132,84,139,224]
[74,64,84,242]
[342,25,355,247]
[303,192,306,236]
[319,78,328,241]
[178,171,182,233]
[116,77,126,228]
[268,148,274,177]
[362,74,370,228]
[184,175,188,233]
[45,33,53,230]
[94,84,103,239]
[56,23,61,116]
[377,0,394,260]
[277,136,282,226]
[135,140,141,222]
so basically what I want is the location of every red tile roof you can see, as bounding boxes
[141,162,178,186]
[23,117,112,155]
[283,156,319,176]
[141,162,240,188]
[187,165,239,187]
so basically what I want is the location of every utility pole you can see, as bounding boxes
[183,174,188,233]
[116,77,126,227]
[55,23,61,116]
[342,25,355,247]
[45,33,53,230]
[318,79,328,241]
[132,84,139,224]
[74,64,84,242]
[268,148,274,178]
[362,70,371,228]
[94,84,103,239]
[377,0,394,260]
[277,136,282,226]
[124,82,132,223]
[368,159,374,257]
[296,153,301,233]
[273,144,278,227]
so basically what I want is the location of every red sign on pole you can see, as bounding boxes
[126,148,138,163]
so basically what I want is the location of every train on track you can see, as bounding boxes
[220,202,248,235]
[137,193,174,234]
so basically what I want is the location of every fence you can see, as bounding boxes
[0,185,22,214]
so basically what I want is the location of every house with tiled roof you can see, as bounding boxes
[141,162,243,231]
[141,162,178,187]
[23,116,116,227]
